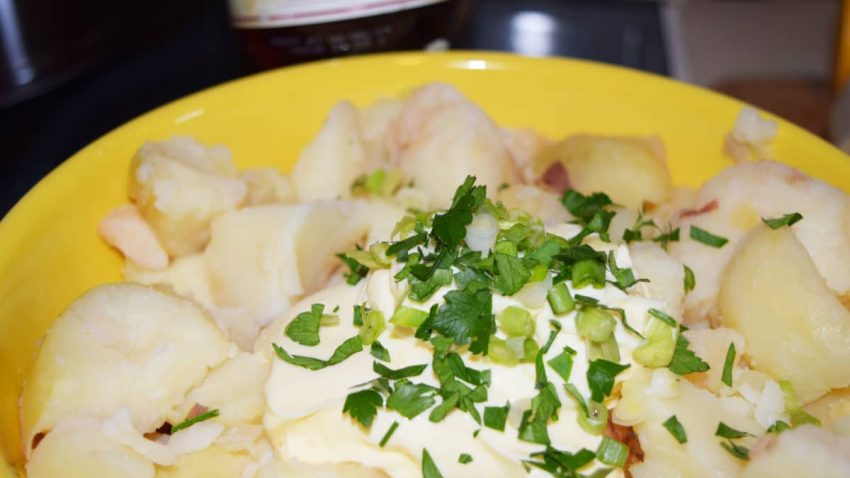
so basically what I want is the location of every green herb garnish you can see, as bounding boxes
[721,342,736,387]
[171,409,219,433]
[663,415,687,444]
[343,389,383,428]
[762,212,803,229]
[689,226,728,248]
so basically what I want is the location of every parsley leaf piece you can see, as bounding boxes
[409,268,453,302]
[272,336,363,370]
[563,383,590,417]
[663,415,688,444]
[586,359,630,402]
[721,342,736,387]
[767,420,791,434]
[648,308,678,328]
[284,303,324,346]
[373,361,428,380]
[622,212,656,243]
[720,441,750,461]
[422,448,445,478]
[689,226,728,248]
[386,232,427,257]
[519,383,561,445]
[431,176,486,250]
[458,453,473,464]
[547,348,576,382]
[667,333,710,375]
[428,391,461,423]
[715,422,753,439]
[171,409,219,433]
[379,421,399,447]
[684,265,695,293]
[353,304,366,326]
[652,226,680,247]
[607,251,646,291]
[561,190,613,223]
[762,212,803,230]
[337,252,369,285]
[494,253,532,295]
[527,238,563,267]
[483,402,510,431]
[431,287,493,355]
[386,382,437,419]
[370,341,391,362]
[525,447,597,476]
[343,389,383,428]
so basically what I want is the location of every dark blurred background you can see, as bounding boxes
[0,0,842,215]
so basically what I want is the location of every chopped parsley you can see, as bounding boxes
[720,441,750,461]
[422,448,445,478]
[663,415,687,444]
[370,341,391,362]
[766,420,791,434]
[337,252,369,285]
[689,226,728,248]
[586,359,630,402]
[373,361,428,380]
[343,389,383,428]
[721,342,736,387]
[547,347,576,382]
[430,286,494,355]
[494,253,532,295]
[171,409,219,433]
[715,422,753,439]
[683,265,695,293]
[648,308,677,328]
[379,421,399,447]
[607,251,646,291]
[431,175,486,250]
[458,453,474,464]
[386,382,437,419]
[272,336,363,370]
[653,225,680,248]
[284,303,325,346]
[483,403,510,431]
[667,333,710,375]
[525,447,597,476]
[762,212,803,229]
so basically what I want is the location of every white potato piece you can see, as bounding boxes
[155,445,250,478]
[20,283,230,456]
[743,425,850,478]
[292,101,367,202]
[534,135,672,209]
[501,127,551,183]
[124,254,214,310]
[254,460,387,478]
[99,205,169,269]
[497,184,571,226]
[27,421,154,478]
[205,201,374,326]
[240,168,296,206]
[615,367,761,478]
[720,225,850,402]
[670,160,850,322]
[628,242,685,318]
[169,352,270,427]
[805,388,850,436]
[358,98,404,168]
[682,327,746,393]
[129,137,247,257]
[388,83,519,208]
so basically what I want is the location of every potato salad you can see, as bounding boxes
[19,83,850,478]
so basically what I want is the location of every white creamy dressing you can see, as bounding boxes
[263,223,675,477]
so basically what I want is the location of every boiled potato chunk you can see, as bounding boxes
[628,242,686,318]
[720,225,850,402]
[389,83,519,208]
[534,135,672,209]
[129,137,247,257]
[614,367,761,478]
[742,425,850,478]
[27,423,154,478]
[292,101,368,202]
[205,201,375,326]
[255,460,388,478]
[682,327,746,393]
[155,445,250,478]
[20,284,230,456]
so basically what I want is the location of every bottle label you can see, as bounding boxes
[230,0,449,28]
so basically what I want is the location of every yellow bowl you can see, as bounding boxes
[1,51,847,475]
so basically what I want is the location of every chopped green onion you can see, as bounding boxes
[720,441,749,461]
[529,264,549,282]
[762,212,803,229]
[379,421,399,447]
[547,348,576,381]
[721,342,736,387]
[171,409,220,433]
[576,308,616,342]
[588,335,620,362]
[577,399,608,435]
[494,240,518,256]
[632,317,676,368]
[779,380,822,427]
[648,308,677,328]
[390,306,429,328]
[596,436,629,467]
[766,420,791,434]
[690,226,728,248]
[715,422,753,439]
[370,341,391,362]
[497,306,536,337]
[663,415,687,444]
[359,310,386,345]
[483,403,510,431]
[572,259,607,289]
[320,314,340,326]
[683,265,695,293]
[522,338,540,363]
[547,282,575,315]
[487,336,519,366]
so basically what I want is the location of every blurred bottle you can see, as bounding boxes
[228,0,470,69]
